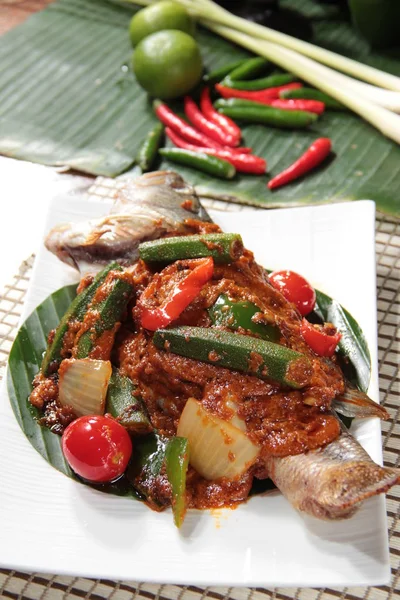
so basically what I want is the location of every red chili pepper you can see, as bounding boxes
[215,82,302,102]
[154,100,223,149]
[270,99,325,114]
[184,96,237,148]
[166,127,266,174]
[140,257,214,331]
[300,319,341,357]
[200,87,241,146]
[228,146,253,154]
[268,138,332,190]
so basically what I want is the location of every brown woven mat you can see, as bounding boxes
[0,205,399,599]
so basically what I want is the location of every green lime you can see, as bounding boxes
[129,1,195,47]
[132,29,203,100]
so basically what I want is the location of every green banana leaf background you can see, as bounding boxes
[7,282,370,499]
[0,0,399,215]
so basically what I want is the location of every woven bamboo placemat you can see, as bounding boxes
[0,175,399,598]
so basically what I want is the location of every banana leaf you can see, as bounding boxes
[0,0,398,216]
[7,280,371,495]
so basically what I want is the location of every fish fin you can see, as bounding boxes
[333,386,389,420]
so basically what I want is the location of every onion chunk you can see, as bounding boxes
[59,358,112,417]
[177,397,260,480]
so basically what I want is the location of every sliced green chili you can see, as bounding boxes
[153,326,312,388]
[165,437,190,528]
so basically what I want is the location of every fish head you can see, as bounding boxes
[45,171,211,273]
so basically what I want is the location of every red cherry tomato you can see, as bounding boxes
[300,319,342,357]
[62,415,132,483]
[269,270,316,316]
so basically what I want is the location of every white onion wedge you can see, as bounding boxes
[177,398,260,480]
[59,358,112,417]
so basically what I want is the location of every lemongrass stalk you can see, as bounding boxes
[187,0,400,92]
[204,21,400,144]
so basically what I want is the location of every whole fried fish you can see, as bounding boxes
[45,171,211,271]
[45,169,398,520]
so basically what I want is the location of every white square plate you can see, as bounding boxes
[0,197,390,587]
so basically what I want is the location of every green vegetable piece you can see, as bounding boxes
[139,233,244,264]
[223,73,297,91]
[203,59,249,84]
[314,290,370,393]
[165,437,189,528]
[216,101,318,129]
[136,123,164,172]
[280,87,346,110]
[41,262,119,375]
[153,326,312,389]
[209,294,279,341]
[126,433,168,508]
[106,369,152,434]
[223,57,270,82]
[159,148,236,179]
[76,276,133,359]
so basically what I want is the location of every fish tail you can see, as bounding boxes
[333,386,389,420]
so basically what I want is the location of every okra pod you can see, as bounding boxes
[106,368,152,434]
[223,73,297,91]
[136,123,164,172]
[209,294,279,341]
[76,275,133,359]
[153,326,312,388]
[41,262,119,375]
[280,87,346,110]
[216,100,318,129]
[165,437,189,528]
[139,233,244,264]
[159,148,236,179]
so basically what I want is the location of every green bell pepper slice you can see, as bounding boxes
[209,294,279,342]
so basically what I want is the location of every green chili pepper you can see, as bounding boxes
[153,326,312,389]
[139,233,244,264]
[203,59,249,84]
[106,368,152,434]
[165,437,189,528]
[223,73,297,91]
[41,262,119,375]
[280,87,346,110]
[215,100,318,129]
[222,57,270,82]
[76,275,133,359]
[209,294,279,341]
[136,123,164,172]
[159,148,236,179]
